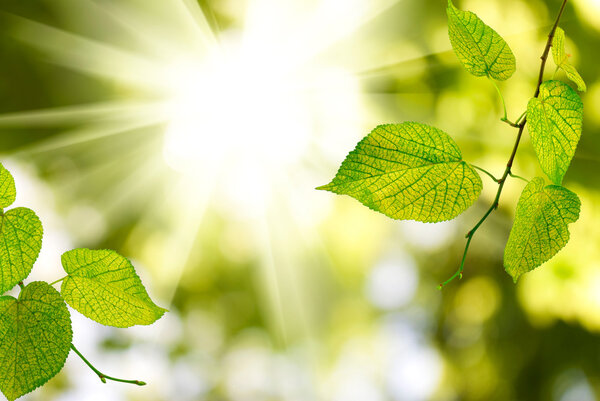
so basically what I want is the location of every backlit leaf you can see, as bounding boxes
[504,178,580,282]
[552,27,586,91]
[317,122,482,223]
[0,282,72,401]
[60,248,166,328]
[527,80,583,185]
[0,163,16,209]
[0,208,43,294]
[447,0,516,80]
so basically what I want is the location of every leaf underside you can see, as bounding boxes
[552,27,586,92]
[0,282,72,401]
[447,0,516,80]
[504,178,580,282]
[61,248,166,328]
[0,207,43,294]
[317,122,482,223]
[527,80,583,185]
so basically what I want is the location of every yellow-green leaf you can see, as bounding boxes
[552,27,586,91]
[0,163,16,209]
[0,282,72,401]
[504,178,580,282]
[60,248,166,328]
[447,0,516,80]
[527,80,583,185]
[317,122,482,223]
[0,208,43,294]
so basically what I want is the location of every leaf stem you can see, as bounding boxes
[470,164,500,182]
[500,110,526,128]
[514,110,527,126]
[489,76,508,122]
[509,171,529,182]
[440,0,569,288]
[49,276,67,286]
[70,343,146,386]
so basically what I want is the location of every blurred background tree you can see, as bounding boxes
[0,0,599,400]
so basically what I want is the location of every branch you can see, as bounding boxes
[440,0,569,288]
[70,343,146,386]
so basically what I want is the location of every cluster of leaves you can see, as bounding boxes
[0,164,165,401]
[319,0,584,284]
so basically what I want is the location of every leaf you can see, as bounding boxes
[0,208,43,294]
[447,0,516,80]
[552,27,586,91]
[317,122,482,223]
[60,248,166,328]
[527,80,583,185]
[504,177,580,282]
[0,281,72,401]
[0,163,16,209]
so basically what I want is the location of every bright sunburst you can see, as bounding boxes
[0,0,412,323]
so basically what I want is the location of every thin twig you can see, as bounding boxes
[70,344,146,386]
[439,0,569,288]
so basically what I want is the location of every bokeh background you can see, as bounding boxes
[0,0,599,400]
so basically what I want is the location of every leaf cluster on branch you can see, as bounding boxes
[319,0,584,286]
[0,163,165,401]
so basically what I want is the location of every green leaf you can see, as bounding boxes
[527,80,583,185]
[504,177,580,282]
[0,208,43,294]
[552,27,586,92]
[0,163,16,209]
[317,122,482,223]
[447,0,516,80]
[0,281,72,401]
[60,248,166,328]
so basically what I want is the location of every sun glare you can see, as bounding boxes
[160,32,360,185]
[161,43,312,174]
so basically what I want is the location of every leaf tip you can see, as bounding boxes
[315,183,333,191]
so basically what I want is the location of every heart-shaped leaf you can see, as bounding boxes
[447,0,516,80]
[527,80,583,185]
[0,281,72,401]
[0,207,43,294]
[317,122,482,223]
[504,178,580,282]
[61,248,166,328]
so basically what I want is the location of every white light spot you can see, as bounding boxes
[366,255,419,310]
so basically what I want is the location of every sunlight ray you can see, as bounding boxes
[153,175,218,306]
[0,101,163,127]
[10,15,166,89]
[11,112,167,156]
[178,0,220,48]
[83,0,218,59]
[268,0,403,67]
